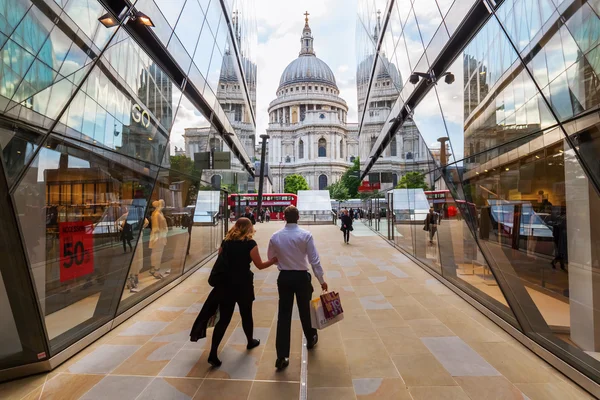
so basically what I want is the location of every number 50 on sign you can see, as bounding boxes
[59,221,94,282]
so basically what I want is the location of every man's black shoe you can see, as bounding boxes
[275,357,289,370]
[307,334,318,350]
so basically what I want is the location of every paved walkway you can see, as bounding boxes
[0,222,593,399]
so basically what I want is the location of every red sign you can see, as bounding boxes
[59,221,94,282]
[358,181,381,192]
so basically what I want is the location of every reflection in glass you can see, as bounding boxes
[12,135,157,352]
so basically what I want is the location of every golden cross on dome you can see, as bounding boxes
[304,11,310,24]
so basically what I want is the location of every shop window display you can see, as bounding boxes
[12,135,158,353]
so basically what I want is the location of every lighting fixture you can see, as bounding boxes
[480,71,486,75]
[505,167,509,171]
[408,71,455,85]
[99,10,155,28]
[134,11,155,27]
[148,137,153,141]
[484,169,488,172]
[98,12,119,28]
[535,155,540,159]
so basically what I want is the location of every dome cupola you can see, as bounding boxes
[277,13,338,91]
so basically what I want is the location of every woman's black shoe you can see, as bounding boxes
[247,338,260,350]
[208,354,222,367]
[275,357,289,370]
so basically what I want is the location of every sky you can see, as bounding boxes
[168,0,359,152]
[254,0,359,137]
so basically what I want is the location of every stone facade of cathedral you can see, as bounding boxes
[267,15,359,192]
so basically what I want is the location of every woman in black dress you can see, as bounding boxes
[340,209,353,244]
[207,217,277,367]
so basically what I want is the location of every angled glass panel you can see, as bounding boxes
[166,92,208,174]
[118,166,200,313]
[12,134,158,353]
[411,87,457,168]
[497,0,557,54]
[183,184,222,273]
[62,0,118,49]
[403,9,425,71]
[444,0,478,37]
[0,120,44,188]
[193,22,216,79]
[173,0,204,57]
[0,149,48,371]
[136,0,178,46]
[10,4,54,56]
[437,162,517,322]
[413,0,443,48]
[461,130,600,380]
[0,0,31,37]
[426,23,449,65]
[154,0,185,29]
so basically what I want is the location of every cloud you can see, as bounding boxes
[170,95,209,153]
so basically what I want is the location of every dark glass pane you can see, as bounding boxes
[12,134,158,353]
[118,167,204,313]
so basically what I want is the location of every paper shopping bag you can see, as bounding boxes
[320,291,343,319]
[207,307,220,329]
[310,297,344,330]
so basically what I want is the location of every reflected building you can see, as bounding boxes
[182,12,256,193]
[0,0,255,381]
[267,14,359,191]
[357,0,600,394]
[357,12,434,190]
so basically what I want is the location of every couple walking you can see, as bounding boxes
[191,206,328,370]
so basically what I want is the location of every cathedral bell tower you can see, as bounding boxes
[300,11,315,56]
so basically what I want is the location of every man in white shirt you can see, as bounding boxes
[268,206,328,370]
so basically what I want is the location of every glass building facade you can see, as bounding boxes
[0,0,256,380]
[358,0,600,393]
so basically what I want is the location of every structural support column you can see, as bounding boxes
[565,149,600,351]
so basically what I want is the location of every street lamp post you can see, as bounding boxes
[257,134,269,218]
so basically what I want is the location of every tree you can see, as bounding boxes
[220,184,238,194]
[284,174,309,194]
[359,190,384,200]
[169,154,201,179]
[328,181,349,202]
[339,157,361,198]
[395,171,429,190]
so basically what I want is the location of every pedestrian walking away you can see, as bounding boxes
[340,209,353,244]
[243,206,256,225]
[423,207,441,244]
[190,217,277,367]
[267,206,328,370]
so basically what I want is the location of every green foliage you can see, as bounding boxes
[328,181,349,201]
[340,157,361,198]
[221,184,238,194]
[284,174,309,194]
[395,171,429,190]
[359,190,384,200]
[169,155,201,179]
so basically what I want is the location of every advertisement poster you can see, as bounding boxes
[59,221,94,282]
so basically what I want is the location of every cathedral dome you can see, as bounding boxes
[277,15,337,91]
[278,56,337,90]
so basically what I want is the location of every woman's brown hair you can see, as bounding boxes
[224,217,254,241]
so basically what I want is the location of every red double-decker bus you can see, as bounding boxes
[228,193,298,221]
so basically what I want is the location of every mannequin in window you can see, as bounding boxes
[149,199,168,279]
